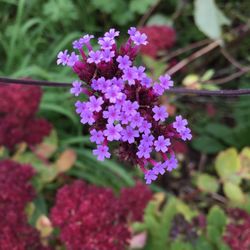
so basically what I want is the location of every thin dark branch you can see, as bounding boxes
[1,77,250,96]
[166,88,250,96]
[0,77,71,87]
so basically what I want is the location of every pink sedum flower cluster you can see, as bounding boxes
[57,27,192,184]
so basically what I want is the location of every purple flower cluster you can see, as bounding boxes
[57,27,192,184]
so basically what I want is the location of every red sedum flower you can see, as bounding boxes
[0,84,52,149]
[224,208,250,250]
[119,182,153,222]
[50,180,152,250]
[138,25,176,58]
[0,160,47,250]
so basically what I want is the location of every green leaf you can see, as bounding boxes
[175,199,198,221]
[223,182,245,203]
[196,174,219,193]
[194,0,230,40]
[241,147,250,159]
[205,123,232,141]
[195,237,214,250]
[40,103,78,126]
[92,0,119,13]
[142,56,167,77]
[192,135,225,154]
[216,242,231,250]
[202,83,220,91]
[201,69,215,81]
[147,14,173,26]
[170,241,193,250]
[207,206,227,233]
[129,0,157,14]
[215,148,241,180]
[29,195,47,225]
[207,225,221,244]
[140,197,178,250]
[112,7,134,25]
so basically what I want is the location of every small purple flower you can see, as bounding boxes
[104,28,120,39]
[93,145,111,161]
[141,134,154,146]
[120,112,131,125]
[144,170,157,185]
[134,66,146,80]
[111,77,124,90]
[105,86,123,103]
[90,129,104,144]
[141,76,152,88]
[128,27,137,36]
[131,31,148,46]
[91,77,110,92]
[115,94,126,108]
[80,110,95,125]
[122,67,137,85]
[67,52,79,67]
[130,112,143,128]
[137,144,152,159]
[121,126,139,144]
[103,123,122,141]
[139,120,152,135]
[91,79,100,91]
[75,101,87,114]
[173,115,188,133]
[103,105,120,124]
[153,106,168,122]
[154,136,171,153]
[122,100,139,115]
[70,80,82,96]
[98,37,115,50]
[99,78,111,93]
[87,50,103,64]
[116,55,132,70]
[72,39,83,49]
[179,127,192,141]
[87,96,104,112]
[165,154,178,172]
[80,34,94,44]
[57,50,69,65]
[153,162,165,175]
[101,49,115,62]
[159,74,174,90]
[153,83,164,95]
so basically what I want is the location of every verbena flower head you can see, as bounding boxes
[57,27,192,184]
